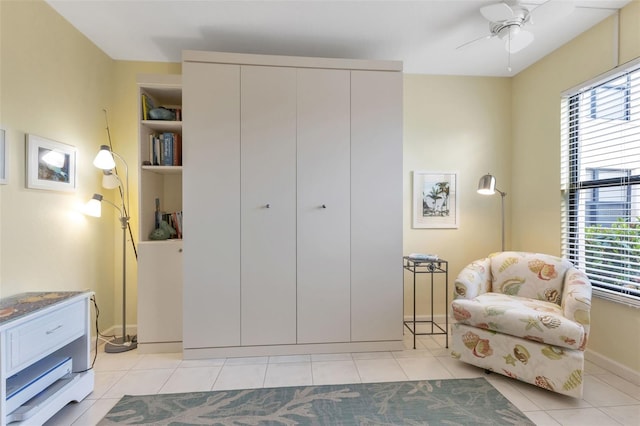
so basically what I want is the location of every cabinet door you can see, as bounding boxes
[351,70,403,342]
[138,241,183,344]
[182,62,241,348]
[241,66,297,346]
[297,68,351,344]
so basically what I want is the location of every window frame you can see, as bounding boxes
[562,58,640,309]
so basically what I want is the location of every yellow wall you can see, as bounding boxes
[511,3,640,372]
[0,0,179,333]
[0,0,116,328]
[403,75,511,316]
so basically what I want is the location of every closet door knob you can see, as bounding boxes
[321,204,327,209]
[265,204,271,209]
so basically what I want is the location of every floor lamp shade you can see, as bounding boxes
[477,173,496,195]
[93,145,116,170]
[85,194,103,217]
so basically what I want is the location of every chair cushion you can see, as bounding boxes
[490,252,573,305]
[452,293,587,350]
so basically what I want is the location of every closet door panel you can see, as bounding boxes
[183,62,241,348]
[297,68,351,344]
[351,70,403,342]
[241,66,297,346]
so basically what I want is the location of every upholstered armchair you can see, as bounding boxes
[450,251,592,397]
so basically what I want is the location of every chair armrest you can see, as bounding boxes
[562,267,592,347]
[453,257,492,300]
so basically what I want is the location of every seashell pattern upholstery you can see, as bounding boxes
[450,251,592,397]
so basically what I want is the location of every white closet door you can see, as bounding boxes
[297,68,351,344]
[183,62,241,349]
[351,70,403,342]
[241,65,297,346]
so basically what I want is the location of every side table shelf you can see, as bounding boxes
[403,257,449,349]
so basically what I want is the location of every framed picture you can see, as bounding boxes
[412,171,459,229]
[26,134,77,192]
[0,128,6,184]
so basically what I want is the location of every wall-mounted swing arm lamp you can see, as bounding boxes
[477,173,507,252]
[86,145,137,353]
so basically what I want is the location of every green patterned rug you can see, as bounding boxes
[98,377,534,425]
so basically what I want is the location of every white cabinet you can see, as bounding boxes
[0,292,94,425]
[240,66,297,346]
[182,51,403,358]
[296,68,351,344]
[137,241,183,351]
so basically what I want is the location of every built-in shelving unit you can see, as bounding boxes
[138,74,183,242]
[137,74,183,353]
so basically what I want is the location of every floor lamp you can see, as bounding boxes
[477,173,507,252]
[86,145,137,353]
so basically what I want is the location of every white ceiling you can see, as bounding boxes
[45,0,631,77]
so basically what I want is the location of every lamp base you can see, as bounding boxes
[104,335,138,353]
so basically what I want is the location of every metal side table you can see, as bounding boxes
[403,256,448,349]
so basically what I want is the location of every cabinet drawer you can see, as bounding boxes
[6,301,85,372]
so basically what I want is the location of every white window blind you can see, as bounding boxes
[561,59,640,308]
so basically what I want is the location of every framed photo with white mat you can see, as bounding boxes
[412,171,458,229]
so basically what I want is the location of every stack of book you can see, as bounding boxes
[149,132,182,166]
[162,211,183,239]
[408,253,439,262]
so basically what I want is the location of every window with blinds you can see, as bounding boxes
[561,59,640,308]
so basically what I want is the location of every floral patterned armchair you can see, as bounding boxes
[450,251,592,397]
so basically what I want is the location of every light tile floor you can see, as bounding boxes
[44,334,640,426]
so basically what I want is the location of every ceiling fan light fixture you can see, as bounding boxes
[505,29,534,53]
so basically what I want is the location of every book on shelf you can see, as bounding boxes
[147,132,182,166]
[141,93,155,120]
[161,211,183,239]
[141,91,181,122]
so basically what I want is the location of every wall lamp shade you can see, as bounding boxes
[93,145,116,170]
[477,174,497,195]
[85,194,103,217]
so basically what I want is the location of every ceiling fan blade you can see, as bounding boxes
[505,29,534,53]
[480,2,515,22]
[456,33,494,50]
[530,0,575,24]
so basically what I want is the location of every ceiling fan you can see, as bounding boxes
[458,0,576,67]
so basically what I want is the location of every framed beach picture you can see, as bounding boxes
[26,134,77,192]
[412,171,459,229]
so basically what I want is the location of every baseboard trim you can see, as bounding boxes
[585,349,640,385]
[138,342,182,354]
[100,324,138,339]
[183,340,404,359]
